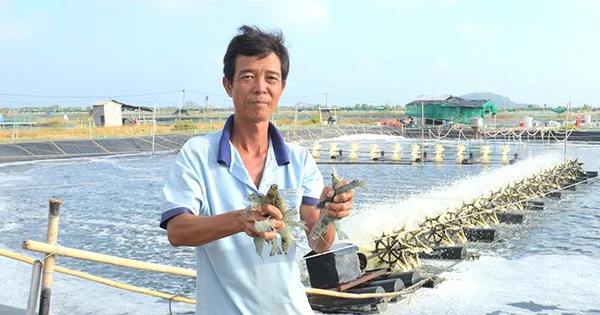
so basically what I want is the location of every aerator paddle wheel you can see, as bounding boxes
[438,212,468,243]
[371,230,429,270]
[373,233,403,266]
[421,217,447,246]
[366,159,593,273]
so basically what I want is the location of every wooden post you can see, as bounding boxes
[25,260,43,315]
[39,198,62,315]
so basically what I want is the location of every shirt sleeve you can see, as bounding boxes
[300,147,324,206]
[160,140,206,228]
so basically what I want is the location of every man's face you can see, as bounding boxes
[223,52,286,123]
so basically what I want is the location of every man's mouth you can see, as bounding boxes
[250,99,270,105]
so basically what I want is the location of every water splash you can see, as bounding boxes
[343,152,563,253]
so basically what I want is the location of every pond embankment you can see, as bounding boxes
[2,126,598,164]
[0,134,192,164]
[0,126,386,164]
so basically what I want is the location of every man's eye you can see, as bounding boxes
[267,76,280,83]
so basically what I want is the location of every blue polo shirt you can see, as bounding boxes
[161,115,323,314]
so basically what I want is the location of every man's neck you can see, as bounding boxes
[230,119,270,155]
[229,118,271,187]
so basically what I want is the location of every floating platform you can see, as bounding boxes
[307,269,426,314]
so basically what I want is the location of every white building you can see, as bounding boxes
[90,100,153,127]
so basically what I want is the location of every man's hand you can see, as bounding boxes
[241,203,285,240]
[320,180,354,219]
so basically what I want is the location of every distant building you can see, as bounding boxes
[405,95,497,125]
[318,106,339,125]
[90,100,153,127]
[172,108,189,116]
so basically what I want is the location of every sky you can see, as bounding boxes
[1,0,599,108]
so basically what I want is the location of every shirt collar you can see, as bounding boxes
[217,114,290,167]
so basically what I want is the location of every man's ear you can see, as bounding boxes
[281,80,287,92]
[223,76,233,96]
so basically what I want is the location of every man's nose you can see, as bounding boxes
[253,78,267,94]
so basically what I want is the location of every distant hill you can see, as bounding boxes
[461,92,531,109]
[185,101,200,108]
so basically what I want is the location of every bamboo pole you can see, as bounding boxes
[0,249,195,304]
[39,198,62,315]
[305,287,406,299]
[22,240,196,278]
[4,247,410,302]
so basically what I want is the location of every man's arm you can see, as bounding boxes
[166,204,284,247]
[301,183,354,253]
[301,205,335,253]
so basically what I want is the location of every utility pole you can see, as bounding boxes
[421,101,425,163]
[182,89,186,115]
[204,95,209,123]
[564,97,570,159]
[152,95,157,156]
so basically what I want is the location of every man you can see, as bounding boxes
[160,25,354,314]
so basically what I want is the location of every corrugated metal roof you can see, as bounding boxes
[123,104,153,112]
[406,96,488,108]
[91,99,153,112]
[413,94,452,101]
[91,99,112,106]
[92,99,128,106]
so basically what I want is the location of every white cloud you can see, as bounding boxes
[0,20,33,42]
[0,0,28,41]
[270,0,331,32]
[458,20,499,42]
[0,2,49,43]
[147,0,331,31]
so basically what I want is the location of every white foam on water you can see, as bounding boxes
[0,222,22,233]
[344,152,564,253]
[322,133,405,143]
[0,174,30,187]
[0,218,592,314]
[388,254,600,314]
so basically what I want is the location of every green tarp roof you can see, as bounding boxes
[405,95,498,124]
[482,101,498,115]
[406,96,488,108]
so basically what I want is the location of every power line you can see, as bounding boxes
[184,90,229,98]
[281,93,326,100]
[0,90,181,99]
[0,90,412,107]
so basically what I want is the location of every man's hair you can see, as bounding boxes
[223,25,289,85]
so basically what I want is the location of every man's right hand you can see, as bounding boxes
[242,203,285,240]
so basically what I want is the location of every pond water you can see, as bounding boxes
[1,135,598,314]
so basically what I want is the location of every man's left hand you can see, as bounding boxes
[320,180,354,219]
